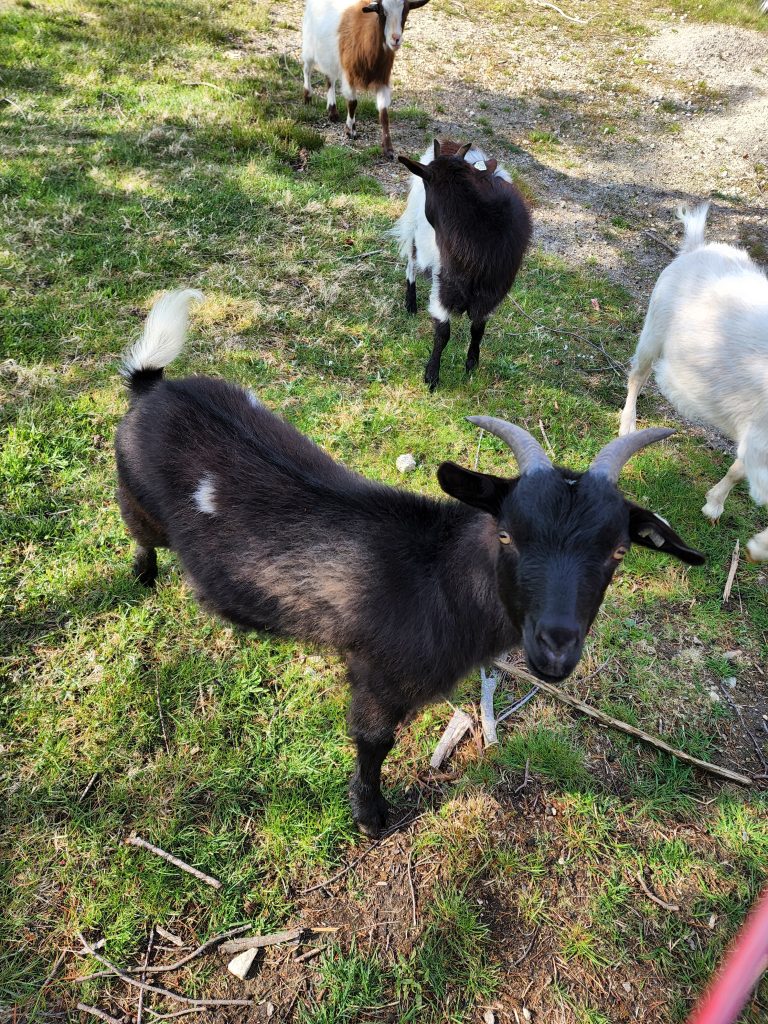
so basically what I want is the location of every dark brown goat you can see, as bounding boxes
[116,291,704,835]
[394,139,532,389]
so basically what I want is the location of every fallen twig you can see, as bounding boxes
[116,925,252,976]
[77,934,252,1007]
[496,685,539,724]
[125,836,222,890]
[1,95,29,120]
[480,669,498,747]
[509,298,624,377]
[155,681,170,755]
[531,0,589,22]
[294,947,324,964]
[180,81,244,99]
[636,871,680,912]
[538,419,556,457]
[643,228,678,256]
[78,772,99,803]
[493,659,753,787]
[137,925,155,1024]
[722,539,740,605]
[514,758,531,795]
[144,1008,206,1021]
[155,926,183,948]
[77,1004,123,1024]
[219,929,302,955]
[430,708,474,768]
[407,847,417,929]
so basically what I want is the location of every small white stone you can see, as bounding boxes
[622,981,632,993]
[227,947,258,980]
[723,676,737,689]
[396,454,417,473]
[522,1009,532,1021]
[483,1012,496,1024]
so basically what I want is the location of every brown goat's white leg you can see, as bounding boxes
[325,77,339,122]
[341,79,357,138]
[702,458,745,523]
[346,660,403,836]
[376,85,394,160]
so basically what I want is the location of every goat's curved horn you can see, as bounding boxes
[467,416,553,475]
[588,427,674,483]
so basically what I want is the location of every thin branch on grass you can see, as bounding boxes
[155,927,183,948]
[180,81,244,99]
[407,847,417,929]
[77,934,252,1007]
[531,0,589,23]
[1,96,28,120]
[137,925,155,1024]
[480,668,498,747]
[496,685,539,724]
[294,947,324,965]
[125,836,222,890]
[509,297,625,377]
[144,1010,206,1021]
[636,871,679,912]
[341,249,383,261]
[116,926,252,976]
[514,758,531,795]
[493,659,754,787]
[77,1003,123,1024]
[538,419,556,458]
[722,539,740,605]
[643,228,677,256]
[430,707,474,768]
[218,929,302,955]
[78,772,99,803]
[717,679,768,771]
[155,681,171,755]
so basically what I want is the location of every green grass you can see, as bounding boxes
[2,0,767,1022]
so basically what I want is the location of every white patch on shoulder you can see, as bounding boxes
[194,474,217,515]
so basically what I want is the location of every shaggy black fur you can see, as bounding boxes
[117,370,703,835]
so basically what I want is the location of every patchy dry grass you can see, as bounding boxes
[1,0,767,1022]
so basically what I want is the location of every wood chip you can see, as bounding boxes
[722,539,740,605]
[219,929,302,955]
[430,708,473,769]
[480,669,498,747]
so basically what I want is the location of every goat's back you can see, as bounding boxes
[647,244,768,439]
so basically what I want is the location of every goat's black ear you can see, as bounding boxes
[361,2,381,12]
[398,154,429,179]
[627,504,706,565]
[437,461,512,516]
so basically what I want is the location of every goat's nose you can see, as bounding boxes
[536,622,580,657]
[391,33,401,44]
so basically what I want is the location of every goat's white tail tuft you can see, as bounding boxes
[676,203,710,254]
[122,288,203,376]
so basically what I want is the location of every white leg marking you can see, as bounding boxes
[193,474,217,515]
[746,526,768,562]
[327,80,336,109]
[375,85,392,112]
[428,275,450,322]
[303,61,312,94]
[702,459,745,522]
[619,363,654,436]
[406,252,416,284]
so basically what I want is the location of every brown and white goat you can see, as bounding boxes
[302,0,429,159]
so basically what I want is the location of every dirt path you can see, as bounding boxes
[257,1,766,299]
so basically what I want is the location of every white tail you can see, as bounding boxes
[123,288,203,375]
[676,203,710,254]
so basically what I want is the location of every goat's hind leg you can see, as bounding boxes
[326,77,339,122]
[702,458,745,523]
[465,318,487,374]
[346,657,404,836]
[405,243,417,314]
[117,480,167,588]
[302,59,313,104]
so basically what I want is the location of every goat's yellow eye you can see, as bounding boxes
[498,531,512,545]
[613,546,628,561]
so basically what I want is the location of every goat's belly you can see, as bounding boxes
[655,359,740,440]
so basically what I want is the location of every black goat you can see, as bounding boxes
[116,291,704,835]
[393,139,532,390]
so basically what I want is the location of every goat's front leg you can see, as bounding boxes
[424,276,451,391]
[302,60,313,104]
[466,318,487,374]
[346,661,403,836]
[702,458,745,522]
[746,525,768,562]
[405,243,418,314]
[341,79,357,137]
[376,85,394,160]
[619,358,654,436]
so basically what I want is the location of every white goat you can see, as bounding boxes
[301,0,429,160]
[620,204,768,560]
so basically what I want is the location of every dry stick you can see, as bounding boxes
[155,927,183,948]
[509,297,625,378]
[76,935,252,1008]
[643,228,678,256]
[717,679,768,772]
[145,1010,206,1021]
[636,871,679,912]
[493,660,754,787]
[77,1004,123,1024]
[538,419,556,458]
[531,0,589,23]
[120,925,252,976]
[125,836,222,890]
[514,758,531,795]
[78,772,99,803]
[137,924,155,1024]
[294,947,324,965]
[218,929,303,955]
[722,539,740,605]
[155,682,170,755]
[407,846,417,930]
[430,708,474,769]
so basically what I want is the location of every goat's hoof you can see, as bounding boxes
[424,367,439,392]
[328,105,339,123]
[701,502,723,524]
[383,147,395,162]
[406,298,417,314]
[345,127,357,139]
[405,284,417,314]
[303,90,311,105]
[349,786,389,838]
[746,538,768,562]
[132,549,158,588]
[465,357,478,374]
